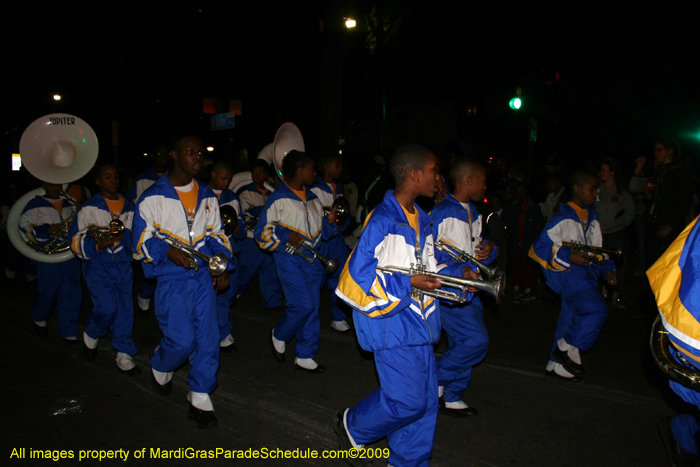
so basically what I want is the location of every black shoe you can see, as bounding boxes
[83,342,98,361]
[294,363,326,374]
[188,405,217,429]
[270,330,285,363]
[119,366,142,376]
[150,348,171,395]
[62,338,79,346]
[138,309,149,319]
[333,410,365,467]
[33,323,48,336]
[151,372,172,395]
[545,369,583,383]
[220,343,239,353]
[658,416,699,467]
[439,398,478,417]
[553,347,586,377]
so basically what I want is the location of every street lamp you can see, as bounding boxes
[53,94,61,101]
[345,17,356,28]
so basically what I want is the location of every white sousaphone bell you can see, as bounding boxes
[7,114,99,263]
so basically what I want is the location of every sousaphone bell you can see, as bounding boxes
[7,114,99,263]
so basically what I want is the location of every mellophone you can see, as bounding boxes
[152,232,229,277]
[378,263,504,304]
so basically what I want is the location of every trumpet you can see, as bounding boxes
[152,232,229,277]
[434,240,498,279]
[285,241,339,275]
[87,219,125,243]
[378,263,504,304]
[563,241,622,265]
[26,209,78,255]
[323,197,351,225]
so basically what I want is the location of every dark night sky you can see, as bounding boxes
[3,1,700,176]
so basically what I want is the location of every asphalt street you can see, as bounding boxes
[0,257,681,467]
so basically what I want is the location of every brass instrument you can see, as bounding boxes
[562,241,622,265]
[152,232,229,277]
[323,197,351,226]
[650,315,700,389]
[244,214,260,232]
[87,219,125,243]
[378,263,504,304]
[8,113,98,264]
[434,240,498,279]
[220,205,239,236]
[25,209,78,255]
[285,242,339,275]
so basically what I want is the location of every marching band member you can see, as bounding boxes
[69,164,139,373]
[430,158,495,417]
[128,145,169,316]
[133,135,233,428]
[20,182,81,342]
[309,154,351,332]
[255,150,337,373]
[529,169,617,381]
[237,160,283,309]
[334,144,472,467]
[648,215,700,466]
[208,160,246,353]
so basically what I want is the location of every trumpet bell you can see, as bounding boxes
[209,254,230,277]
[19,114,98,184]
[273,122,305,179]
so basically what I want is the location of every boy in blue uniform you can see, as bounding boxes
[208,161,246,352]
[309,154,351,332]
[128,145,169,316]
[529,169,617,381]
[70,164,139,373]
[133,135,233,428]
[431,158,495,417]
[20,182,81,342]
[255,150,337,373]
[236,160,283,309]
[334,144,474,467]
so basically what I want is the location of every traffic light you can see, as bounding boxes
[509,97,522,110]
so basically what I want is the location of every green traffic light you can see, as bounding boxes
[509,97,522,110]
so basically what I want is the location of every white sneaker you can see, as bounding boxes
[25,274,37,283]
[330,320,351,332]
[137,295,150,311]
[5,268,16,279]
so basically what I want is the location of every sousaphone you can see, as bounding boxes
[229,142,277,193]
[7,114,98,263]
[273,122,305,181]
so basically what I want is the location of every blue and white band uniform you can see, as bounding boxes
[213,188,246,346]
[430,193,495,405]
[236,182,283,308]
[254,182,337,360]
[648,215,700,457]
[20,195,81,339]
[310,175,350,324]
[335,191,464,467]
[69,193,138,358]
[529,203,615,363]
[132,174,233,400]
